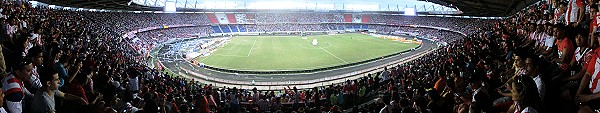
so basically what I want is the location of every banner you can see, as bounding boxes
[246,14,255,23]
[226,14,236,23]
[344,14,352,22]
[362,15,370,23]
[215,13,230,24]
[352,14,362,23]
[235,14,247,23]
[206,13,219,24]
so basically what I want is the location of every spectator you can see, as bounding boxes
[525,57,545,100]
[53,55,70,88]
[508,75,541,113]
[2,58,33,113]
[553,24,574,71]
[26,46,43,92]
[576,30,600,113]
[0,89,6,113]
[31,68,87,113]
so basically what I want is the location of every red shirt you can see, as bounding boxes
[199,96,210,113]
[66,83,88,102]
[593,14,600,33]
[557,38,575,70]
[587,48,600,93]
[572,48,593,65]
[583,50,594,69]
[434,77,446,92]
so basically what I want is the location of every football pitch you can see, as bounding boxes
[196,34,420,71]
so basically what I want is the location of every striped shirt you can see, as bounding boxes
[2,73,32,113]
[30,66,42,90]
[257,99,270,112]
[566,0,584,23]
[588,49,600,93]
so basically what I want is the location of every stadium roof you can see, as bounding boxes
[36,0,539,16]
[429,0,541,17]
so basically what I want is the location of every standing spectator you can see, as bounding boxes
[194,93,210,113]
[555,2,568,24]
[126,68,140,102]
[566,0,585,26]
[257,96,270,112]
[229,87,241,113]
[381,67,390,83]
[589,4,600,38]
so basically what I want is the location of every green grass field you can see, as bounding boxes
[196,34,419,71]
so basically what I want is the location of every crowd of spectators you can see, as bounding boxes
[4,0,593,113]
[254,13,343,23]
[345,1,600,113]
[83,12,212,35]
[133,26,213,56]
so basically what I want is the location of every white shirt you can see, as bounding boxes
[544,36,556,50]
[21,21,26,28]
[0,107,6,113]
[532,75,545,100]
[381,71,390,82]
[575,47,592,63]
[7,25,16,36]
[520,107,538,113]
[566,0,583,23]
[127,76,139,92]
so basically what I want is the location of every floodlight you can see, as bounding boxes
[404,8,416,16]
[164,1,176,12]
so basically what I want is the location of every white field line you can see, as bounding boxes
[221,40,239,50]
[247,40,257,57]
[213,54,249,57]
[317,45,349,63]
